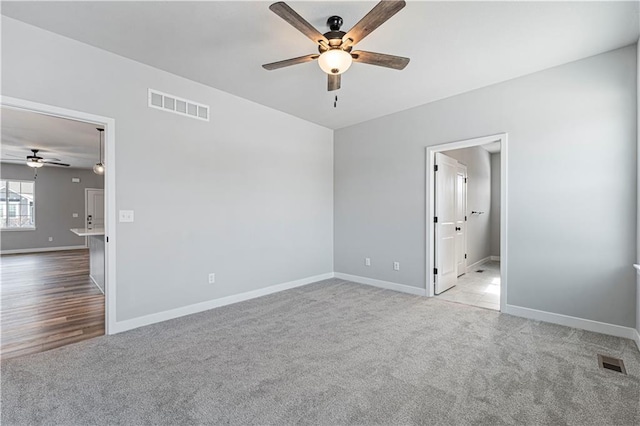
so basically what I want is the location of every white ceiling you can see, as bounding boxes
[2,1,639,130]
[1,107,103,169]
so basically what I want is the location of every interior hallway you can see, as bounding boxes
[436,260,501,311]
[1,249,104,359]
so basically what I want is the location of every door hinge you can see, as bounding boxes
[433,268,438,275]
[464,177,467,183]
[106,236,109,243]
[434,165,438,172]
[465,215,467,221]
[434,216,438,223]
[464,253,467,259]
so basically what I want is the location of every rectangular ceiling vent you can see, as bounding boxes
[148,89,209,122]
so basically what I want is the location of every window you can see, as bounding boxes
[0,180,35,229]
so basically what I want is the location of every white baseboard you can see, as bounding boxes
[110,272,335,334]
[503,304,639,343]
[466,256,491,273]
[1,245,87,255]
[490,256,500,261]
[334,272,427,296]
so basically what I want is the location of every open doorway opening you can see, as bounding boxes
[0,100,115,359]
[426,134,507,312]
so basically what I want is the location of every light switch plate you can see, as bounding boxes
[72,213,79,218]
[71,177,80,183]
[119,210,134,222]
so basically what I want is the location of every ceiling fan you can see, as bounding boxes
[21,149,70,168]
[262,0,410,91]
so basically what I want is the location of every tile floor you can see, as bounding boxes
[436,261,500,310]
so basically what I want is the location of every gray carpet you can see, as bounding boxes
[2,278,639,425]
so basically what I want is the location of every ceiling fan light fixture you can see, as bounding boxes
[318,49,352,75]
[26,160,44,168]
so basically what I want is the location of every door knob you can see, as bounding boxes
[455,227,461,231]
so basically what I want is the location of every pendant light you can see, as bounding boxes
[93,128,105,175]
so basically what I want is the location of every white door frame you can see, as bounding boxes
[1,96,117,334]
[426,133,508,312]
[455,162,468,277]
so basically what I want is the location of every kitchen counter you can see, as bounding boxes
[69,228,105,293]
[70,227,105,237]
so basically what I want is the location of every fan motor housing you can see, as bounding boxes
[319,30,351,53]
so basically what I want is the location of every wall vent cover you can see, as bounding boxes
[148,89,209,121]
[597,354,627,375]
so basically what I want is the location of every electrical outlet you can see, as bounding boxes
[48,237,53,242]
[365,257,371,266]
[72,213,79,218]
[393,262,400,271]
[208,273,215,284]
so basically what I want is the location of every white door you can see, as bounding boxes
[434,153,457,294]
[455,165,467,276]
[86,189,104,230]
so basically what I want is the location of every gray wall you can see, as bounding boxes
[442,146,491,266]
[0,162,103,251]
[335,45,637,328]
[490,153,501,257]
[2,17,334,322]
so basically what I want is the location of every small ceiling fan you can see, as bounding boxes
[262,0,410,91]
[21,149,70,168]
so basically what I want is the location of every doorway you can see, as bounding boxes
[426,134,507,312]
[0,96,116,357]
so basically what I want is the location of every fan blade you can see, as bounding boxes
[269,2,329,45]
[328,74,341,91]
[2,153,25,158]
[343,0,406,46]
[351,50,409,70]
[41,158,62,162]
[44,162,70,167]
[262,54,319,70]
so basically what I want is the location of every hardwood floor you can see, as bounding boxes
[1,249,104,360]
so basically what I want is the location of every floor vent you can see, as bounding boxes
[148,89,209,121]
[597,354,627,375]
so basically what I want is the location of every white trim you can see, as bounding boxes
[457,163,468,275]
[89,274,105,295]
[1,96,117,335]
[633,329,640,352]
[465,256,491,273]
[110,273,335,334]
[1,245,87,255]
[426,133,508,314]
[503,304,639,342]
[633,264,640,272]
[334,272,427,296]
[491,256,501,261]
